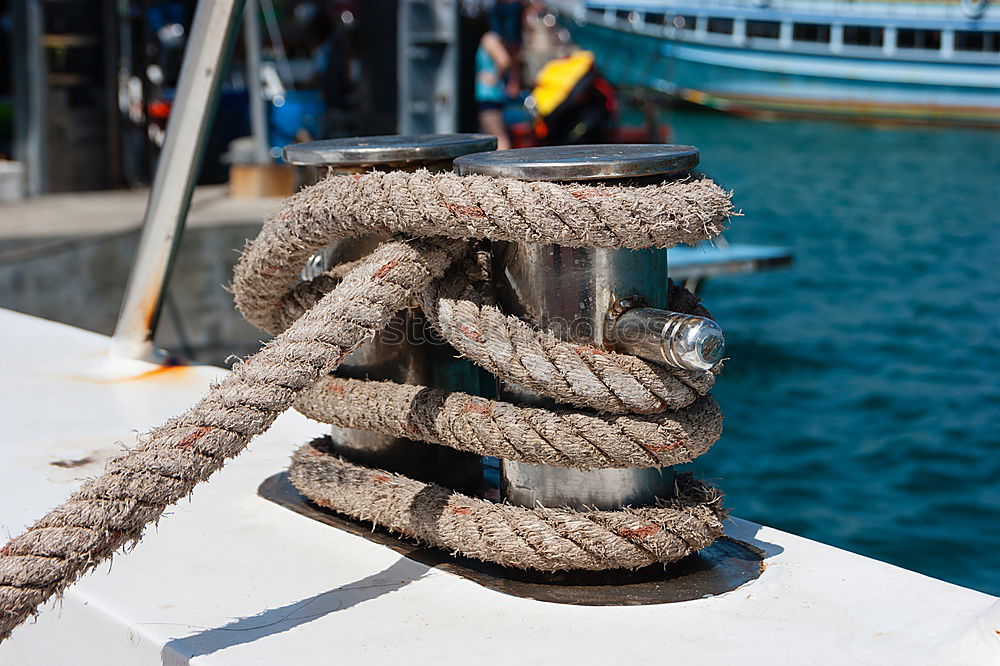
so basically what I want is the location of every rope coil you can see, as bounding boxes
[0,169,733,640]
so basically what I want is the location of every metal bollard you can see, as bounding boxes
[283,134,496,492]
[454,144,723,510]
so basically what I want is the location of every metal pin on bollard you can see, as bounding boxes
[283,134,496,492]
[454,144,724,510]
[606,297,725,372]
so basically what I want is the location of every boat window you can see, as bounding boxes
[615,9,631,22]
[896,28,941,50]
[707,17,734,35]
[672,15,696,30]
[792,23,831,43]
[645,12,666,26]
[746,20,781,39]
[954,30,1000,52]
[843,25,884,47]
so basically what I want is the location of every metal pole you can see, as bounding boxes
[398,0,458,134]
[397,0,410,133]
[244,1,271,164]
[260,0,294,87]
[11,0,48,197]
[102,0,123,188]
[111,0,247,360]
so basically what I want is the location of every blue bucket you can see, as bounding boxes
[269,90,325,155]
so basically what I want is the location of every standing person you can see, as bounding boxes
[475,30,511,150]
[491,0,526,98]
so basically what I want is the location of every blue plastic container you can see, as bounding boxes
[269,90,325,155]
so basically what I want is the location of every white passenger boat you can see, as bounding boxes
[563,0,1000,126]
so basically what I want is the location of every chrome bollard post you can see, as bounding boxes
[284,134,496,492]
[454,145,723,510]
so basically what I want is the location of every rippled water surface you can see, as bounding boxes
[668,111,1000,595]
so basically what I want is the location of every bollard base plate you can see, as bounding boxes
[258,472,763,606]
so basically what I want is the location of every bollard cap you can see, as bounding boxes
[453,144,699,181]
[282,133,498,167]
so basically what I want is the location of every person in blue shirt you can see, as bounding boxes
[475,30,512,150]
[491,0,525,98]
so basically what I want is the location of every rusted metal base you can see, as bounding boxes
[258,472,763,606]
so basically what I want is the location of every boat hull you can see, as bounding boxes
[568,21,1000,127]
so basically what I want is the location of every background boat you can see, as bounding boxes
[561,0,1000,126]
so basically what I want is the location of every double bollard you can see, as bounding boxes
[284,135,725,511]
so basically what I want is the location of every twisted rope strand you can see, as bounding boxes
[420,270,715,414]
[233,170,732,335]
[289,438,726,572]
[295,378,723,470]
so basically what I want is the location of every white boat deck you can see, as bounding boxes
[0,308,996,665]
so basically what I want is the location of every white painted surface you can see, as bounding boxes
[0,309,996,665]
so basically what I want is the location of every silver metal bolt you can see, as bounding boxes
[607,303,725,372]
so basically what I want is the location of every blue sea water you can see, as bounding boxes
[667,111,1000,595]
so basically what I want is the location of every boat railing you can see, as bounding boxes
[582,1,1000,65]
[588,0,995,22]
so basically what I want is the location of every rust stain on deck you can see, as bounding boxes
[124,359,191,382]
[74,355,194,384]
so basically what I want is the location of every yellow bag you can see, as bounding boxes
[532,51,596,117]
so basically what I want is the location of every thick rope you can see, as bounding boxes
[0,169,733,640]
[288,265,728,570]
[234,171,728,416]
[420,268,715,414]
[0,237,462,640]
[295,378,723,470]
[233,171,732,335]
[291,438,726,572]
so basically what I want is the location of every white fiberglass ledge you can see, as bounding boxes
[0,308,996,666]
